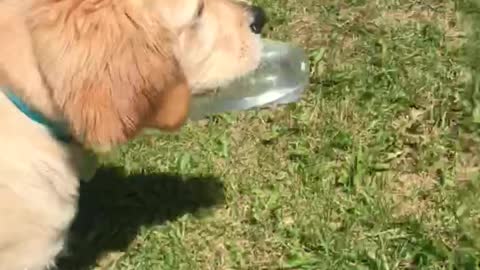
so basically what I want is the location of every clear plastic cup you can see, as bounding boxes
[188,39,310,120]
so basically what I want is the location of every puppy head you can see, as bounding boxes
[1,0,265,150]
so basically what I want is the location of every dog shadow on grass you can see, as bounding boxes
[57,167,225,270]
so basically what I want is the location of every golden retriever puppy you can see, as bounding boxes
[0,0,266,269]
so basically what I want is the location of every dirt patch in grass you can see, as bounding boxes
[389,173,437,219]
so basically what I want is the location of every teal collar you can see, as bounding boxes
[3,90,73,143]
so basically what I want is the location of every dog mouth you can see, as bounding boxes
[191,35,263,94]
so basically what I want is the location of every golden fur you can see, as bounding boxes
[0,0,263,268]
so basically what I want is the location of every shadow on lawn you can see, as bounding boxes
[57,167,225,270]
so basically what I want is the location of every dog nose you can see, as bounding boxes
[249,6,267,34]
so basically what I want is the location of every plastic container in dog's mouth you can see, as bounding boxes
[188,39,310,120]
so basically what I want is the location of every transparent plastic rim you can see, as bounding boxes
[188,39,310,120]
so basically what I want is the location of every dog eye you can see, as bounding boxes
[195,1,205,18]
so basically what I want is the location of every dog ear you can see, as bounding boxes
[27,1,191,149]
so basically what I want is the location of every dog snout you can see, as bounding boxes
[249,6,266,34]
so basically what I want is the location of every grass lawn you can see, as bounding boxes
[59,0,480,269]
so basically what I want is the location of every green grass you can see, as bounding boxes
[59,0,480,269]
